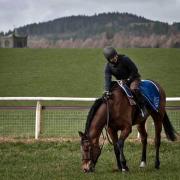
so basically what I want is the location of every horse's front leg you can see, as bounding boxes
[108,128,121,170]
[117,127,131,172]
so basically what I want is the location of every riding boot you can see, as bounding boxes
[133,90,148,119]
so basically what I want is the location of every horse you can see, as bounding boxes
[79,80,177,173]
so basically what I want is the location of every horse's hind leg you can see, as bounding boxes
[151,113,163,169]
[108,128,122,170]
[137,121,148,168]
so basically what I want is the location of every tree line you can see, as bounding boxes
[4,12,180,48]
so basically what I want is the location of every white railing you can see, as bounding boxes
[0,97,96,139]
[0,97,96,101]
[0,97,180,139]
[0,96,179,101]
[166,97,180,101]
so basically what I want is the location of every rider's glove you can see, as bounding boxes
[103,91,112,100]
[125,78,131,86]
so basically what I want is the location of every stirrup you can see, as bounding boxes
[140,107,148,119]
[141,109,145,118]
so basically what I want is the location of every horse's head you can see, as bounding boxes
[78,131,101,173]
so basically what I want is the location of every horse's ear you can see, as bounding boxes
[78,131,84,137]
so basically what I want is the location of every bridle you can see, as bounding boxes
[81,98,113,163]
[81,139,92,161]
[81,135,105,164]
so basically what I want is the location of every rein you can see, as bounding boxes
[105,99,113,145]
[81,98,113,163]
[95,99,113,159]
[81,135,105,162]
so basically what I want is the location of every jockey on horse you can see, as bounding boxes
[103,46,148,119]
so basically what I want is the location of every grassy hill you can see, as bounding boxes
[0,48,180,99]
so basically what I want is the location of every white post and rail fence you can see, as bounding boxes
[0,97,180,140]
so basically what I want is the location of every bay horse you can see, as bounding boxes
[79,80,177,173]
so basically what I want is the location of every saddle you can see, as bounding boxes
[115,80,160,112]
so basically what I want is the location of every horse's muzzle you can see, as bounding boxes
[82,162,95,173]
[83,168,94,173]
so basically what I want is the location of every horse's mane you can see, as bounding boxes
[110,81,118,91]
[84,82,119,133]
[85,98,103,133]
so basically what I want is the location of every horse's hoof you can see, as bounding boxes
[155,160,160,169]
[155,165,160,169]
[140,161,146,168]
[122,166,129,172]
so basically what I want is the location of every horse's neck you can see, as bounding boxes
[88,103,107,145]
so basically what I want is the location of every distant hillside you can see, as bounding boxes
[10,12,180,48]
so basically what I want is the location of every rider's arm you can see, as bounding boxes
[104,63,112,91]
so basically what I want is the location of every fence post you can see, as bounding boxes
[35,101,41,139]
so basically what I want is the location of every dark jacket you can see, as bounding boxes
[104,55,140,91]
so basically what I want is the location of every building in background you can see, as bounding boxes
[0,30,27,48]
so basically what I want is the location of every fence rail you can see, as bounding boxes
[0,97,180,140]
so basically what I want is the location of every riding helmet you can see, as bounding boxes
[103,47,118,61]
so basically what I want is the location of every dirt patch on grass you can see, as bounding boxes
[0,136,179,144]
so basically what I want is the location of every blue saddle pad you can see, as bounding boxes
[140,80,160,112]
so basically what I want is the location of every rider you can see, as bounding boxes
[103,46,147,118]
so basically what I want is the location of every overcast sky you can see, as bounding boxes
[0,0,180,32]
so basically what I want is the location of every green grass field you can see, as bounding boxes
[0,48,180,136]
[0,48,180,98]
[0,48,180,133]
[0,141,179,180]
[0,48,180,137]
[0,48,180,180]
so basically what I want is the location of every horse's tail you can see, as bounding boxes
[162,111,177,141]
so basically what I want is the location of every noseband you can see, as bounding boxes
[81,139,93,161]
[81,136,105,165]
[81,98,112,164]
